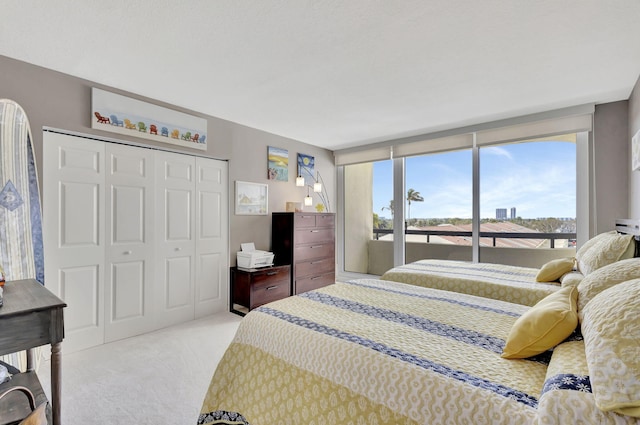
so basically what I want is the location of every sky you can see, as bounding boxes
[373,140,577,220]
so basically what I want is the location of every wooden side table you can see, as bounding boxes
[230,265,291,316]
[0,279,66,425]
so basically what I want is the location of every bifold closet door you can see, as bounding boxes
[43,132,106,353]
[155,151,196,329]
[104,143,155,342]
[44,131,230,352]
[195,157,228,318]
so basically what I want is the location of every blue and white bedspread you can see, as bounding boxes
[199,279,635,424]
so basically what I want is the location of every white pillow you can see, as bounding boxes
[577,258,640,320]
[582,279,640,418]
[576,232,634,276]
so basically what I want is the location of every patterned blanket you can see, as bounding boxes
[380,259,563,306]
[200,279,557,424]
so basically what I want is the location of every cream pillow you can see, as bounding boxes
[575,231,615,261]
[577,258,640,320]
[560,271,583,288]
[582,278,640,418]
[536,257,575,282]
[502,286,578,359]
[576,232,634,276]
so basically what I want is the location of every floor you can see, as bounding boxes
[37,311,243,425]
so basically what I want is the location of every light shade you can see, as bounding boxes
[296,176,305,187]
[313,182,322,192]
[304,195,313,206]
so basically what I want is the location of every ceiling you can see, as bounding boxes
[2,1,640,151]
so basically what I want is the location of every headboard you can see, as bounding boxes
[616,218,640,257]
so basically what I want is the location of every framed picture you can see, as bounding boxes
[268,146,288,181]
[297,153,315,185]
[235,181,268,215]
[633,129,640,172]
[91,88,208,150]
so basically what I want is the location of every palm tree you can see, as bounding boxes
[406,188,424,223]
[381,200,394,218]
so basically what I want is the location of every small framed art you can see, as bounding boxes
[235,181,268,215]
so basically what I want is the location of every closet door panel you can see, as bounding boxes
[43,132,106,353]
[111,261,144,320]
[164,256,192,308]
[104,144,155,342]
[59,266,100,333]
[195,157,228,317]
[155,151,196,328]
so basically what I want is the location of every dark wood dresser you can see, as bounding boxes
[271,212,335,295]
[230,265,291,315]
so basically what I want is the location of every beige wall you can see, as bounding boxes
[344,163,373,273]
[629,75,640,218]
[0,55,335,267]
[593,101,630,232]
[228,125,334,264]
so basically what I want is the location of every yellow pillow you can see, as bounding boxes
[502,286,578,359]
[536,257,575,282]
[582,278,640,417]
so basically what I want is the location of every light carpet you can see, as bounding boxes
[37,311,242,425]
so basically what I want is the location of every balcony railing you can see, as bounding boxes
[372,228,576,248]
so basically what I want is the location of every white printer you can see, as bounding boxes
[237,242,274,269]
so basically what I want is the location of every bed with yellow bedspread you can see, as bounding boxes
[380,259,564,306]
[198,278,636,425]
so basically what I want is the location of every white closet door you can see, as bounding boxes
[155,150,196,328]
[43,132,106,353]
[195,157,228,318]
[104,143,155,342]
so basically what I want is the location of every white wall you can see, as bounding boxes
[594,101,630,232]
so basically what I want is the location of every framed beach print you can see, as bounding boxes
[268,146,288,181]
[235,181,268,215]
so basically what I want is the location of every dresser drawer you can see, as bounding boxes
[250,281,290,308]
[294,214,317,228]
[250,267,290,288]
[295,228,334,244]
[295,272,335,294]
[296,257,334,278]
[315,214,334,228]
[294,243,334,262]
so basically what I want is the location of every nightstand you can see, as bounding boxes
[230,265,291,316]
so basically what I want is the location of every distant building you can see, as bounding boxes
[510,207,516,219]
[496,208,507,220]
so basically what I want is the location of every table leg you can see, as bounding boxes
[50,342,62,425]
[26,348,34,372]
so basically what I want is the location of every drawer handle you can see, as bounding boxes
[310,230,319,233]
[309,245,322,249]
[123,250,132,255]
[266,271,278,276]
[310,276,322,280]
[310,260,325,265]
[265,285,279,291]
